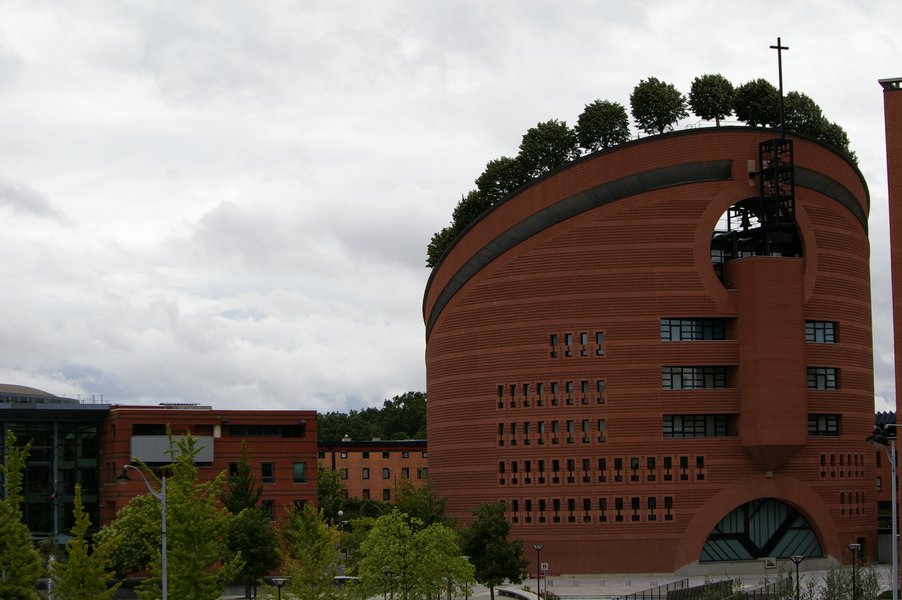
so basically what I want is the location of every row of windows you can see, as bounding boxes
[839,490,865,516]
[820,453,866,480]
[505,496,674,523]
[660,319,837,343]
[497,380,606,408]
[360,488,395,501]
[663,414,732,438]
[809,414,840,436]
[322,450,428,460]
[499,419,606,446]
[549,331,606,358]
[228,461,308,484]
[350,467,428,480]
[661,366,839,390]
[498,456,705,485]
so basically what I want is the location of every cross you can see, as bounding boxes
[770,37,789,137]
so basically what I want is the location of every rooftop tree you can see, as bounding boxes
[517,119,580,178]
[688,73,735,126]
[630,77,688,134]
[733,78,780,127]
[575,100,631,152]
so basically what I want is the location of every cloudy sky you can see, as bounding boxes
[1,1,899,413]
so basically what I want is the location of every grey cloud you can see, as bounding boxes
[0,177,67,222]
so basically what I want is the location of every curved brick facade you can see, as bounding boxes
[424,127,874,574]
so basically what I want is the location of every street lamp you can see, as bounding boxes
[267,576,288,600]
[849,543,862,600]
[533,543,543,598]
[868,424,900,600]
[789,555,805,600]
[117,465,167,600]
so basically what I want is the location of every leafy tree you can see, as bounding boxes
[629,77,689,135]
[782,91,825,137]
[733,78,780,127]
[517,119,580,178]
[426,225,456,268]
[356,509,473,600]
[221,442,262,513]
[818,120,858,163]
[226,508,281,599]
[93,493,158,578]
[460,502,527,600]
[136,434,243,600]
[51,483,120,599]
[689,74,735,126]
[317,462,347,524]
[318,392,427,443]
[393,477,448,527]
[575,100,631,151]
[475,156,527,204]
[0,430,43,600]
[279,504,342,599]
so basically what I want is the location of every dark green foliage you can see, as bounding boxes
[733,78,780,127]
[460,502,528,600]
[0,431,43,600]
[426,225,456,268]
[392,477,449,527]
[689,74,735,126]
[317,391,426,442]
[451,190,492,230]
[221,443,262,513]
[226,508,281,598]
[517,119,581,178]
[630,77,689,134]
[576,100,631,151]
[818,120,857,163]
[93,493,158,578]
[783,91,825,136]
[279,504,341,599]
[476,156,528,204]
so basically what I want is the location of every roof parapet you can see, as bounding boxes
[879,77,902,91]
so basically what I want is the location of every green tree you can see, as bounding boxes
[733,78,780,127]
[426,225,456,268]
[818,120,857,163]
[279,503,342,599]
[226,508,281,599]
[475,156,527,204]
[51,483,120,599]
[93,493,158,578]
[460,502,527,600]
[379,392,427,440]
[137,434,243,600]
[689,73,735,126]
[782,91,825,136]
[221,442,262,513]
[0,431,43,600]
[356,509,473,600]
[517,119,581,178]
[630,77,689,135]
[393,477,448,527]
[575,100,631,151]
[317,462,347,524]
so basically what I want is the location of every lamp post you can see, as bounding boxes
[267,576,288,600]
[849,543,862,600]
[789,555,805,600]
[117,465,166,600]
[533,543,543,598]
[867,424,899,600]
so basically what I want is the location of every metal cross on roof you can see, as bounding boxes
[770,37,789,138]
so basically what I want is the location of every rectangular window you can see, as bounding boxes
[808,414,840,436]
[805,321,837,343]
[292,462,306,483]
[596,331,605,356]
[362,467,370,480]
[564,333,573,356]
[228,462,239,477]
[382,467,391,480]
[340,451,348,459]
[662,366,727,389]
[383,489,391,501]
[597,419,606,442]
[262,499,274,520]
[362,451,370,459]
[362,489,370,499]
[660,318,726,341]
[580,332,589,356]
[340,468,348,480]
[596,379,606,404]
[550,334,558,358]
[663,414,731,438]
[261,462,274,483]
[402,451,409,459]
[382,451,390,459]
[807,367,838,390]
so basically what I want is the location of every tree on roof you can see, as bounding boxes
[630,77,689,135]
[733,78,779,127]
[689,73,735,126]
[517,119,581,178]
[576,100,631,152]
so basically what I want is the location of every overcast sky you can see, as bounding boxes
[1,1,899,413]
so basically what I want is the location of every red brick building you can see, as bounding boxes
[424,126,874,574]
[318,439,428,501]
[98,404,318,525]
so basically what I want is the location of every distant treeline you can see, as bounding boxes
[317,391,426,442]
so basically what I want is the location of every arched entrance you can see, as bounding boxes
[701,498,822,562]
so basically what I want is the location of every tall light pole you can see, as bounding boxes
[849,543,862,600]
[268,576,288,600]
[868,424,899,600]
[533,543,543,598]
[117,465,166,600]
[789,555,805,600]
